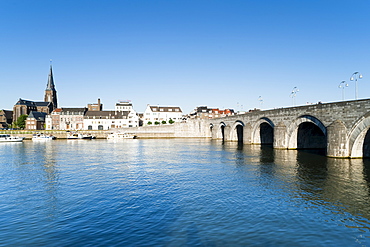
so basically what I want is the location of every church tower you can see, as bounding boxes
[44,64,58,110]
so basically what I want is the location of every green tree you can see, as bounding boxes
[147,121,152,125]
[154,121,160,125]
[169,119,175,124]
[161,120,167,124]
[15,114,28,129]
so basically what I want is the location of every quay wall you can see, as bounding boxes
[1,119,210,140]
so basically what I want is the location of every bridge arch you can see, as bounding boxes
[348,113,370,158]
[287,115,327,149]
[229,120,245,143]
[215,122,227,141]
[252,117,275,145]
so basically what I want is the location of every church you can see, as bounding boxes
[13,65,58,125]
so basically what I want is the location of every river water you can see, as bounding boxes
[1,139,370,246]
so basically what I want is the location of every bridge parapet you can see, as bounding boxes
[208,99,370,158]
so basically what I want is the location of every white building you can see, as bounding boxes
[84,110,139,130]
[143,105,182,125]
[115,101,134,112]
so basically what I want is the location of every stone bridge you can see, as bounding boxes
[209,99,370,158]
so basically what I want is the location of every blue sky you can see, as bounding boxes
[1,0,370,114]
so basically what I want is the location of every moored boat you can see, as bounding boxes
[0,134,24,142]
[107,132,136,139]
[67,132,95,139]
[32,133,56,141]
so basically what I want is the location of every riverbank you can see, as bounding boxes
[0,120,211,140]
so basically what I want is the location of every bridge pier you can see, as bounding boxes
[243,123,252,144]
[327,120,349,158]
[273,122,287,149]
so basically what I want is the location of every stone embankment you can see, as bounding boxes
[1,120,211,140]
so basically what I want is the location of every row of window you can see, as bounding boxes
[152,108,180,112]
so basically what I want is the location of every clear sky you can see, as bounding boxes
[1,0,370,114]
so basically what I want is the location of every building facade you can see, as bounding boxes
[190,106,235,119]
[25,111,47,130]
[59,108,87,130]
[115,101,133,112]
[0,109,13,128]
[87,98,103,111]
[84,110,139,130]
[143,105,182,125]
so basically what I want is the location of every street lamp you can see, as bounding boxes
[350,72,363,100]
[338,81,348,101]
[290,87,299,106]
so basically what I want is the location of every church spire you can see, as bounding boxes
[46,62,55,90]
[44,61,58,109]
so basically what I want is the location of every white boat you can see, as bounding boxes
[32,133,56,141]
[67,133,95,140]
[107,132,136,139]
[0,134,24,142]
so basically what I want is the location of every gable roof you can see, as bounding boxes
[149,106,182,112]
[85,111,129,118]
[15,98,37,107]
[28,111,47,121]
[60,108,88,114]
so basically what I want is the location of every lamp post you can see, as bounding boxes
[350,72,363,100]
[290,87,299,106]
[338,81,348,101]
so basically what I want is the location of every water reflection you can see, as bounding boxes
[230,143,370,231]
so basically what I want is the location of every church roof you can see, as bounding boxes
[35,101,52,107]
[46,65,56,91]
[15,98,37,106]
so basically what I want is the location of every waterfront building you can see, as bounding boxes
[87,98,103,111]
[59,108,87,130]
[13,65,58,123]
[143,105,182,125]
[0,109,13,128]
[115,101,133,112]
[190,106,235,119]
[45,108,62,130]
[115,100,141,126]
[84,110,139,130]
[25,111,48,130]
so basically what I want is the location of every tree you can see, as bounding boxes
[161,120,167,124]
[147,121,152,125]
[169,119,175,124]
[154,121,160,125]
[15,114,28,129]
